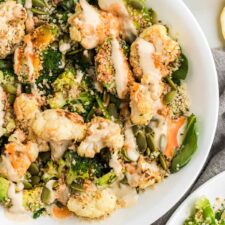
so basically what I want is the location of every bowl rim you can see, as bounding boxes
[145,0,219,224]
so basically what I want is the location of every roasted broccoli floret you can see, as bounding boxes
[95,37,133,99]
[14,24,59,84]
[23,187,44,212]
[64,151,110,187]
[0,176,9,203]
[36,47,63,95]
[96,170,116,186]
[48,70,95,117]
[42,161,59,182]
[0,63,17,96]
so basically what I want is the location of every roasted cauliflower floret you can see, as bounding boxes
[0,141,39,182]
[14,94,40,125]
[95,37,133,99]
[130,24,181,78]
[32,109,86,160]
[78,117,124,158]
[126,156,166,189]
[0,1,27,59]
[130,82,153,125]
[98,0,153,39]
[69,0,120,49]
[14,24,59,83]
[67,188,117,219]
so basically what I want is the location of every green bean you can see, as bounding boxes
[39,151,51,163]
[163,90,177,104]
[159,153,168,171]
[96,94,111,120]
[28,163,39,176]
[146,133,157,152]
[31,176,41,186]
[165,77,177,90]
[136,131,147,153]
[23,181,32,189]
[31,8,48,15]
[41,187,51,204]
[32,0,47,8]
[108,103,119,119]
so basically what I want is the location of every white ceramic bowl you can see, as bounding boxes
[0,0,219,224]
[167,171,225,225]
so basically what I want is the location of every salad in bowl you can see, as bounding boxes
[0,0,198,221]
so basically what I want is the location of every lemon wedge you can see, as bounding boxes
[220,6,225,39]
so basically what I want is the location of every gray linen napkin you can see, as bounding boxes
[153,48,225,225]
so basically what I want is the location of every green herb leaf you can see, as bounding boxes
[172,54,189,85]
[33,208,46,219]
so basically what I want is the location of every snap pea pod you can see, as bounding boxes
[171,114,197,173]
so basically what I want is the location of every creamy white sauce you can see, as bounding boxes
[24,39,34,81]
[77,0,101,49]
[98,0,137,39]
[122,18,138,40]
[75,70,84,84]
[109,153,123,176]
[80,0,100,28]
[151,115,168,151]
[177,119,187,146]
[0,155,19,182]
[124,126,139,161]
[46,180,56,204]
[137,38,163,108]
[25,0,32,9]
[111,38,128,99]
[8,183,26,214]
[98,0,128,17]
[59,42,71,53]
[110,182,138,207]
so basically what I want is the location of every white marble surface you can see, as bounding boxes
[184,0,224,48]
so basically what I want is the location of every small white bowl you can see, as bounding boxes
[166,171,225,225]
[0,0,218,225]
